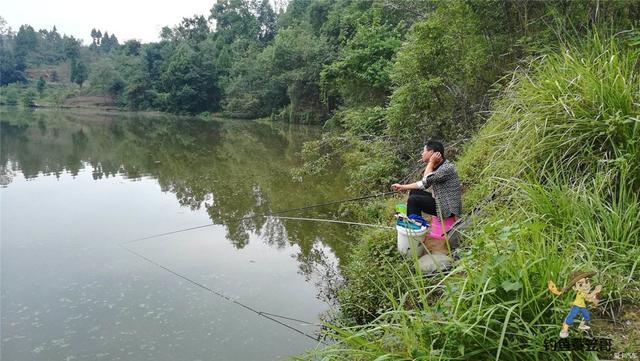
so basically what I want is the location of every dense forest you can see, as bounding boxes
[2,1,637,175]
[1,1,635,127]
[2,0,639,358]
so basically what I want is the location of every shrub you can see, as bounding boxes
[1,86,20,106]
[342,138,404,194]
[21,89,36,107]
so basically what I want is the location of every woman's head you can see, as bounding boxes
[422,140,445,162]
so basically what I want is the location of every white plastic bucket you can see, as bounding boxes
[396,225,428,256]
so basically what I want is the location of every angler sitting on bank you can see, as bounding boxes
[391,140,462,271]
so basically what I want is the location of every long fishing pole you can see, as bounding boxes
[263,215,394,229]
[121,191,398,245]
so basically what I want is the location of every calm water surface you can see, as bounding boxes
[0,108,352,360]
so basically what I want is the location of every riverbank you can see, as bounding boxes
[0,97,230,125]
[300,33,640,360]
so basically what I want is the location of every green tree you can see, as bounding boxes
[0,48,26,85]
[209,0,260,44]
[71,60,88,87]
[15,25,38,52]
[143,41,174,85]
[307,0,331,35]
[41,26,65,63]
[36,75,46,95]
[159,43,220,113]
[276,0,314,30]
[113,48,158,109]
[100,31,119,52]
[63,36,81,60]
[386,1,489,143]
[121,39,141,56]
[124,79,156,109]
[160,26,173,41]
[3,87,19,105]
[89,28,98,51]
[14,25,38,70]
[90,61,125,96]
[109,34,119,48]
[101,31,110,50]
[174,15,210,44]
[0,16,11,36]
[222,42,284,117]
[321,20,402,107]
[265,26,329,122]
[257,0,276,44]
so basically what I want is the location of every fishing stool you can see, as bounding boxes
[428,215,457,240]
[418,215,456,273]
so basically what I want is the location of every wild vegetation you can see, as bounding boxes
[300,31,640,360]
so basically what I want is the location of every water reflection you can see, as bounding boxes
[1,107,352,281]
[1,107,355,360]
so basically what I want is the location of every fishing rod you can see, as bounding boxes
[121,191,398,245]
[118,191,407,343]
[263,215,394,229]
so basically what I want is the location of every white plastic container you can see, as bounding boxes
[396,225,428,256]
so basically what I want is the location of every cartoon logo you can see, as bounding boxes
[548,271,602,338]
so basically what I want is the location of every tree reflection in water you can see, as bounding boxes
[1,108,353,300]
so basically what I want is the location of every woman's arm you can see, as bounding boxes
[391,182,421,191]
[391,153,444,192]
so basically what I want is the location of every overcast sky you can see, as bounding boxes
[2,0,216,44]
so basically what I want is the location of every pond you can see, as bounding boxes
[0,108,354,360]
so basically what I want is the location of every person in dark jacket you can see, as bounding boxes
[391,140,462,221]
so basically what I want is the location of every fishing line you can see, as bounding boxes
[119,243,325,343]
[117,141,485,347]
[257,311,320,325]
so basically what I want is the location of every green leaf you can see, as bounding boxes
[501,280,523,292]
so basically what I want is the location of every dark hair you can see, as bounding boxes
[425,140,445,158]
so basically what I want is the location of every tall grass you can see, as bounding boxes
[302,176,638,359]
[457,31,640,206]
[301,33,640,360]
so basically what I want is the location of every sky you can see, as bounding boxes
[2,0,216,44]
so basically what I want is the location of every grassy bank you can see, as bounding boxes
[302,33,640,360]
[0,81,82,108]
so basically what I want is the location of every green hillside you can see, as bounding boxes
[303,33,639,360]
